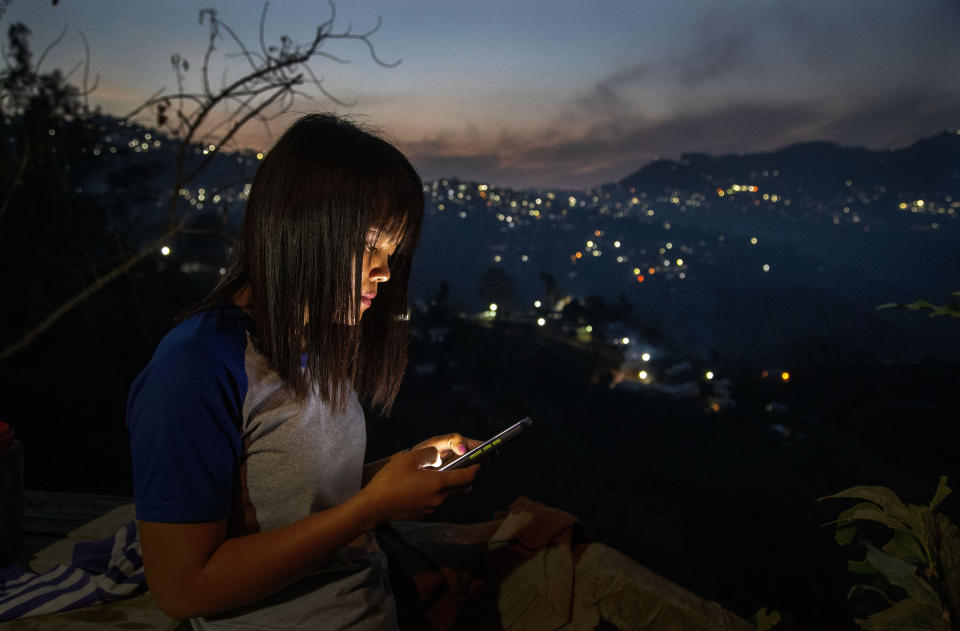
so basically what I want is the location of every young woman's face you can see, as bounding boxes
[358,228,399,320]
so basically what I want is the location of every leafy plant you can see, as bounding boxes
[877,291,960,318]
[820,477,960,630]
[754,607,782,630]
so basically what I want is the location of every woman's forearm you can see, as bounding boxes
[141,492,380,620]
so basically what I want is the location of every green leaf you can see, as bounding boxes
[876,303,900,311]
[821,485,913,526]
[837,524,859,546]
[951,290,960,298]
[908,505,934,564]
[855,596,950,631]
[883,530,929,565]
[904,300,938,311]
[933,514,960,625]
[827,506,912,535]
[864,544,942,608]
[754,607,781,631]
[849,560,877,574]
[848,584,895,606]
[929,476,952,511]
[833,502,876,545]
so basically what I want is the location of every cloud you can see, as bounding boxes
[580,63,650,109]
[406,150,504,183]
[400,82,960,191]
[402,101,826,190]
[669,15,753,85]
[811,88,960,149]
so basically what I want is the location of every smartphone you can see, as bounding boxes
[437,417,533,471]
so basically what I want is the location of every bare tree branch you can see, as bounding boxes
[34,23,67,73]
[0,224,183,363]
[0,0,401,362]
[78,30,93,111]
[0,133,29,225]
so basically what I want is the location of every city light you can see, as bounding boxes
[638,370,649,380]
[781,371,791,382]
[614,241,621,248]
[705,371,714,380]
[537,317,546,326]
[750,237,758,245]
[641,353,651,362]
[160,246,171,256]
[763,264,770,272]
[534,300,542,308]
[585,325,593,333]
[489,303,498,312]
[621,337,630,345]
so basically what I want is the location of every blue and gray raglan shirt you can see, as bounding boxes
[126,305,396,630]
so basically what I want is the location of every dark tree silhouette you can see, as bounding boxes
[0,2,399,362]
[478,266,515,312]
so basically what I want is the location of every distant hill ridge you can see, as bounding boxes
[614,131,960,197]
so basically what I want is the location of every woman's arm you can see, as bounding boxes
[141,447,478,620]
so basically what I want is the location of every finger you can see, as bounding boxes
[464,437,483,450]
[439,433,468,455]
[446,485,474,500]
[439,463,480,488]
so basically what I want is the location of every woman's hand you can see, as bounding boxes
[358,447,480,522]
[410,433,483,467]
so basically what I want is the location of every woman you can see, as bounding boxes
[127,114,480,629]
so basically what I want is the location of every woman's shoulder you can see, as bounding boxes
[149,305,252,375]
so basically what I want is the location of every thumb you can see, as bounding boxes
[412,446,442,469]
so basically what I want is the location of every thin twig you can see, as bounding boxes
[0,132,29,229]
[78,30,92,112]
[0,223,184,363]
[35,23,67,73]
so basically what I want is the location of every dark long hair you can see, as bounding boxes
[191,113,423,414]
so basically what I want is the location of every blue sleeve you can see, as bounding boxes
[127,340,245,523]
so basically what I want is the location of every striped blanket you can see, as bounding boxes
[0,520,147,621]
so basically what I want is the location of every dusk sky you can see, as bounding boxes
[7,0,960,190]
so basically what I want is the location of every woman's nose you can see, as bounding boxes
[369,258,390,283]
